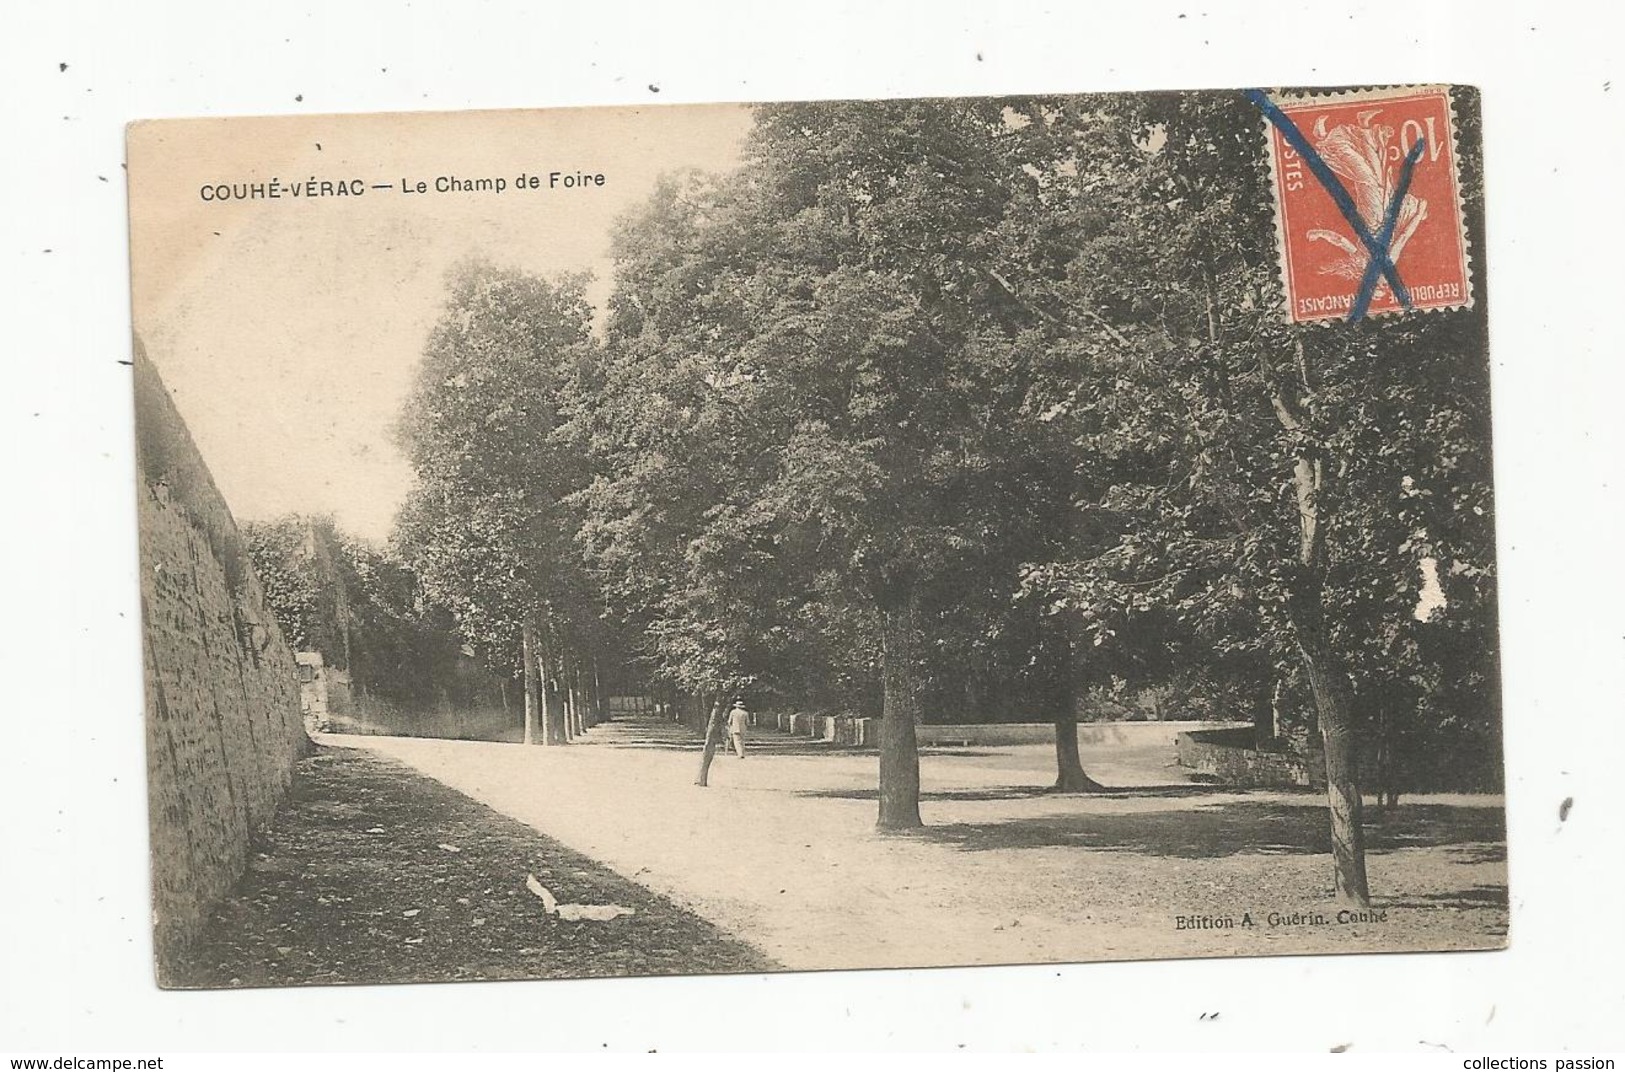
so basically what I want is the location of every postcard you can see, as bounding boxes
[127,86,1504,987]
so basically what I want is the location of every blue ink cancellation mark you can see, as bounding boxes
[1247,88,1427,322]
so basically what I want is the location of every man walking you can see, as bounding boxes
[727,697,749,758]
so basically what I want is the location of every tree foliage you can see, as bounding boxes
[384,92,1501,886]
[393,260,604,678]
[243,514,473,706]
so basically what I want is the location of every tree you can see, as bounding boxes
[394,260,605,745]
[584,100,1137,812]
[748,99,1134,826]
[1011,89,1496,903]
[566,91,1496,877]
[567,174,785,744]
[588,101,1085,824]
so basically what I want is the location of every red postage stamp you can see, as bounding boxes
[1262,85,1472,323]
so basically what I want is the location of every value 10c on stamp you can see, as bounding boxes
[1263,84,1473,324]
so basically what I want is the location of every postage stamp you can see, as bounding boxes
[1259,85,1472,323]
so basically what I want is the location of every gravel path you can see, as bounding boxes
[348,715,1508,972]
[167,743,776,987]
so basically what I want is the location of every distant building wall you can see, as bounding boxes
[135,341,308,983]
[298,646,517,742]
[316,689,518,743]
[295,650,332,730]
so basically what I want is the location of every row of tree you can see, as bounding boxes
[390,90,1500,905]
[246,513,612,739]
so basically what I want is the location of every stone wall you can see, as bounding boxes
[135,341,308,983]
[1175,726,1318,789]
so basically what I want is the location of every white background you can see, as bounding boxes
[3,0,1622,1054]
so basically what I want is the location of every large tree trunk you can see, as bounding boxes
[1051,631,1103,792]
[695,694,726,786]
[1053,714,1104,792]
[1292,557,1372,907]
[876,585,923,830]
[521,620,541,745]
[1273,338,1371,907]
[1296,623,1371,905]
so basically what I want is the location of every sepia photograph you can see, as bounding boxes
[126,86,1506,990]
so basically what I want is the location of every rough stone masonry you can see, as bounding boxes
[134,339,308,983]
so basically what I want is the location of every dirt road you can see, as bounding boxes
[344,715,1507,972]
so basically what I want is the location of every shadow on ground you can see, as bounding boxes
[900,800,1507,859]
[1388,884,1510,912]
[797,786,1059,803]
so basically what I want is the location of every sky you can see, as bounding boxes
[129,104,754,542]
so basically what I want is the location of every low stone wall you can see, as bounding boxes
[748,713,1241,750]
[319,696,519,743]
[916,722,1053,746]
[136,342,309,983]
[917,720,1234,748]
[748,710,878,745]
[1175,727,1316,789]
